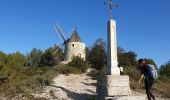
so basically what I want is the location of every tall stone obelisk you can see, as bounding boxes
[97,1,146,99]
[107,19,120,75]
[105,0,132,99]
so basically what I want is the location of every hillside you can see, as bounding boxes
[30,69,170,100]
[1,39,170,100]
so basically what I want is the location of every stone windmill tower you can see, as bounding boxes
[53,24,86,64]
[64,30,86,62]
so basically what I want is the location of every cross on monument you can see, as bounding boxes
[109,0,113,19]
[108,0,118,19]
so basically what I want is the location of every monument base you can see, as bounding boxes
[97,74,146,100]
[97,75,130,99]
[106,75,131,96]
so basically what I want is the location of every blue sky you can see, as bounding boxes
[0,0,170,67]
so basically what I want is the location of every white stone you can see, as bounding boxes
[106,75,132,96]
[107,19,120,75]
[107,75,130,87]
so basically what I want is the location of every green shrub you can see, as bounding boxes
[122,66,140,81]
[159,75,170,83]
[69,56,88,73]
[55,66,82,74]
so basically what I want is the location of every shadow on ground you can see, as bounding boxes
[49,85,96,100]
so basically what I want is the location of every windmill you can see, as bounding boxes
[51,23,72,60]
[52,23,86,64]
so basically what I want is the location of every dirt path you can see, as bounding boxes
[34,72,169,100]
[34,73,96,100]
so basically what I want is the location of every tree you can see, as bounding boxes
[40,48,57,66]
[88,39,107,70]
[6,51,26,68]
[26,48,43,67]
[118,50,137,67]
[117,46,125,53]
[0,51,7,69]
[144,58,157,66]
[159,60,170,77]
[93,38,106,50]
[1,51,26,77]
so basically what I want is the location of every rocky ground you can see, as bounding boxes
[34,73,96,100]
[33,70,170,100]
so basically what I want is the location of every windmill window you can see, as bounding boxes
[72,44,74,47]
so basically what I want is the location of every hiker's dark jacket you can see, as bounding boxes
[140,65,153,79]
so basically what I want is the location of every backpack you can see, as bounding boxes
[147,64,158,79]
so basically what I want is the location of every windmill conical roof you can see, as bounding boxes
[69,30,82,42]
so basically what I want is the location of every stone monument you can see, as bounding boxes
[97,0,146,100]
[105,0,131,98]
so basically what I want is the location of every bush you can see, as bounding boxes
[69,56,88,73]
[159,61,170,77]
[159,75,170,83]
[0,66,59,97]
[55,66,82,74]
[40,48,58,66]
[122,66,141,81]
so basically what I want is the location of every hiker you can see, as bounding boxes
[138,59,155,100]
